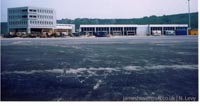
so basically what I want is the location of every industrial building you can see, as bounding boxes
[55,24,75,35]
[149,24,188,36]
[8,6,56,34]
[7,6,190,37]
[7,6,76,36]
[80,25,137,36]
[80,24,188,36]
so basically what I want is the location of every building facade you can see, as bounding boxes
[80,25,137,36]
[55,24,75,35]
[149,24,188,35]
[1,22,8,35]
[80,24,188,36]
[8,6,56,34]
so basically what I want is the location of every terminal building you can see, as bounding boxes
[80,24,188,36]
[7,6,189,36]
[7,6,76,36]
[8,6,56,34]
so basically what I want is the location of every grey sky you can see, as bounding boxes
[1,0,198,22]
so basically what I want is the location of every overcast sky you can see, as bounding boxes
[0,0,198,22]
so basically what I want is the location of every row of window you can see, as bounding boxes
[9,21,27,25]
[9,9,54,14]
[81,27,137,31]
[36,15,53,19]
[30,21,54,25]
[151,27,187,30]
[9,9,22,14]
[176,27,187,30]
[37,9,53,14]
[82,27,187,32]
[8,15,22,19]
[8,15,54,19]
[9,21,54,25]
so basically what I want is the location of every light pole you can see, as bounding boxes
[188,0,191,30]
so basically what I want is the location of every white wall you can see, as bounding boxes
[137,25,148,36]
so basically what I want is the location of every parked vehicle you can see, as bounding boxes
[165,30,175,35]
[175,30,187,35]
[152,30,162,36]
[94,32,108,37]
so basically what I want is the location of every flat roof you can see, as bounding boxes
[8,6,54,10]
[55,24,73,29]
[149,24,188,27]
[80,24,188,27]
[80,25,139,27]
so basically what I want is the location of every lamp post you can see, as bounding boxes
[188,0,191,30]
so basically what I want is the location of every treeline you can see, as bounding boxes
[57,12,198,30]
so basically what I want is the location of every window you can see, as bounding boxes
[29,15,37,18]
[22,15,28,18]
[29,9,36,12]
[9,10,11,13]
[22,9,28,12]
[176,27,187,30]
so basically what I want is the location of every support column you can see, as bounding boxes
[8,28,10,34]
[123,27,124,36]
[27,27,31,34]
[174,27,176,35]
[147,25,150,36]
[109,27,111,35]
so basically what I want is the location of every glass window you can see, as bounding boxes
[22,15,27,18]
[22,9,28,12]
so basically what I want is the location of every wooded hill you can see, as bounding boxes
[57,12,198,31]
